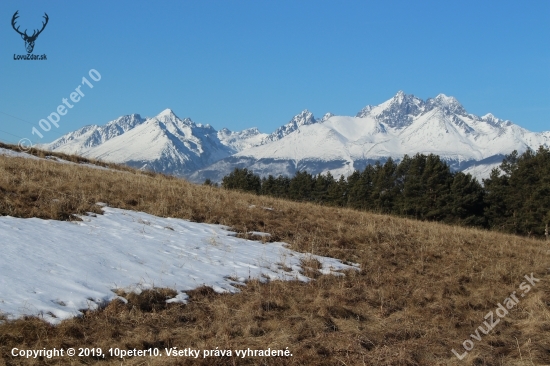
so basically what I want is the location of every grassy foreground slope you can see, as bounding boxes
[0,144,549,365]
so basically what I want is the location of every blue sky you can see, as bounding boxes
[0,1,548,145]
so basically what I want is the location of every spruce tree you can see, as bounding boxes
[449,172,485,226]
[221,168,261,194]
[289,171,314,201]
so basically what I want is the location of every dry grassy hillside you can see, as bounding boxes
[0,143,549,365]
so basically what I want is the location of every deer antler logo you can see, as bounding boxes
[11,11,49,54]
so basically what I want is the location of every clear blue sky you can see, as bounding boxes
[0,1,548,145]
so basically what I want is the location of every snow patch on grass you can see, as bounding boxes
[0,206,357,324]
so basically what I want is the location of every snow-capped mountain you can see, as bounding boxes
[44,114,146,155]
[43,109,255,176]
[356,90,425,128]
[261,109,317,144]
[189,91,550,183]
[217,127,267,152]
[43,92,550,183]
[42,108,323,177]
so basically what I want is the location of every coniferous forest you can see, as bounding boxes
[217,147,550,238]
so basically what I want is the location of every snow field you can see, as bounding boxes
[0,205,358,324]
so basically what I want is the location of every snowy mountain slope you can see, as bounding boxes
[462,160,502,181]
[0,205,357,324]
[77,109,236,175]
[357,90,425,128]
[43,109,270,176]
[42,114,146,155]
[190,91,550,183]
[217,127,268,152]
[43,91,550,183]
[261,109,317,144]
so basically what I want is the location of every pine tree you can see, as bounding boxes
[395,154,454,221]
[484,147,550,236]
[273,175,291,198]
[289,171,314,201]
[483,166,511,231]
[421,154,454,221]
[348,167,374,210]
[506,147,550,236]
[327,175,348,206]
[221,168,261,194]
[312,172,334,203]
[397,154,426,218]
[261,175,276,196]
[449,172,485,226]
[370,159,398,214]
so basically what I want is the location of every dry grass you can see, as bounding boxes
[0,143,550,365]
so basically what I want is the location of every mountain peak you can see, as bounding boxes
[357,91,474,127]
[480,113,513,128]
[356,105,374,118]
[261,109,317,144]
[393,90,406,103]
[156,108,178,119]
[434,93,460,105]
[390,90,419,104]
[41,113,147,153]
[320,112,334,122]
[291,109,316,127]
[151,108,196,126]
[427,94,466,115]
[361,91,425,128]
[217,127,267,152]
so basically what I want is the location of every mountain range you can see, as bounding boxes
[42,91,550,183]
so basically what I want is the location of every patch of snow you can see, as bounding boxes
[0,206,357,324]
[248,231,271,237]
[0,147,40,160]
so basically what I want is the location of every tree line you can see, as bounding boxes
[214,147,550,238]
